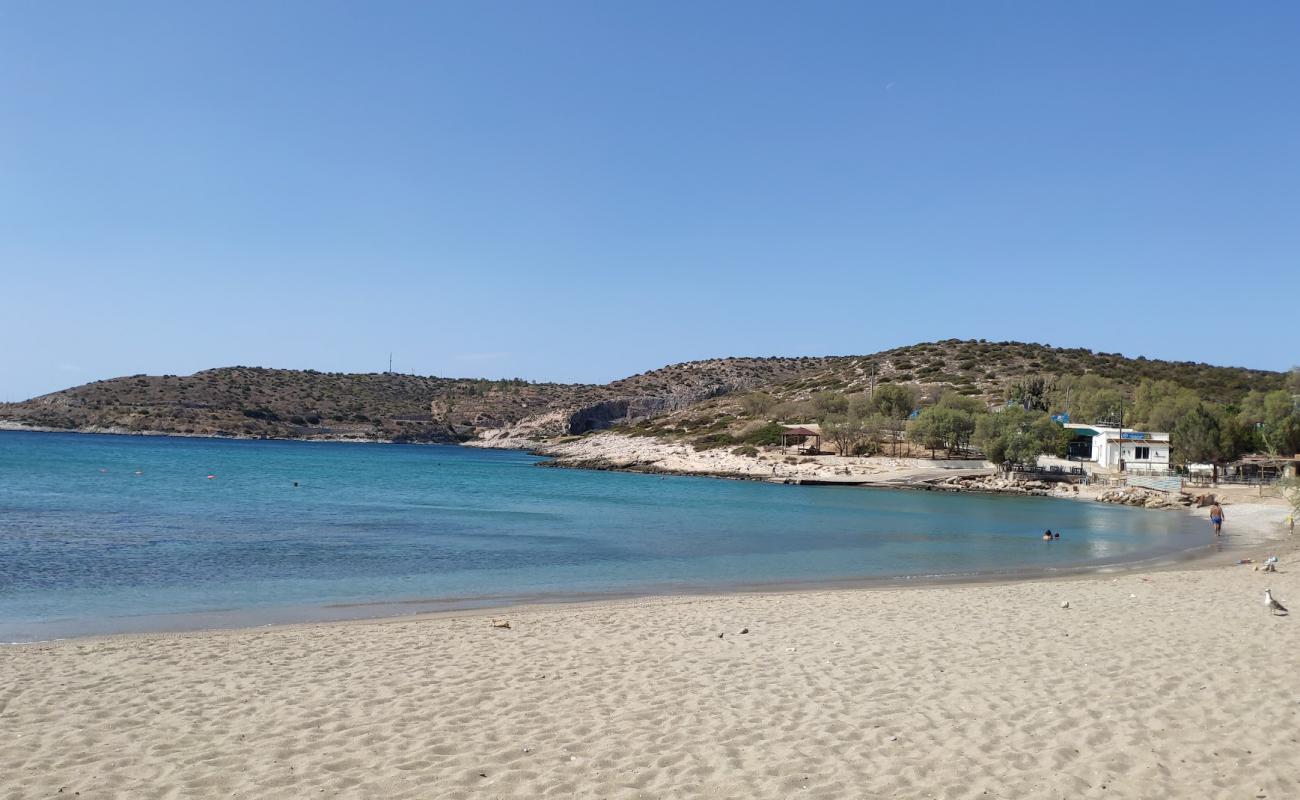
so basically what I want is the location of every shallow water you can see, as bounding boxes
[0,431,1209,640]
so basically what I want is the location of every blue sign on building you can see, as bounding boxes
[1120,431,1149,440]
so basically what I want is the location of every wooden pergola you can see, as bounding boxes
[780,426,821,453]
[1225,454,1300,482]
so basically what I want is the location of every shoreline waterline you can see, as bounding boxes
[7,514,1277,646]
[9,549,1298,799]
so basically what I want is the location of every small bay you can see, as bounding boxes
[0,431,1206,641]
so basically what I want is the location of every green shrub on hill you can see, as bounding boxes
[742,422,787,446]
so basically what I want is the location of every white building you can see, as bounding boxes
[1064,423,1170,472]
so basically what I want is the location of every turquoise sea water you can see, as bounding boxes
[0,431,1209,641]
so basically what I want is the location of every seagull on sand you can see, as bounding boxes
[1264,589,1288,616]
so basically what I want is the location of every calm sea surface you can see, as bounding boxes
[0,431,1209,641]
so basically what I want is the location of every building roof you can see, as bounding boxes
[1064,423,1169,439]
[782,426,820,437]
[1230,454,1300,466]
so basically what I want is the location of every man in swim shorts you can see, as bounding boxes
[1209,502,1224,536]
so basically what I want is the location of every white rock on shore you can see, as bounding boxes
[518,431,990,485]
[1095,486,1194,509]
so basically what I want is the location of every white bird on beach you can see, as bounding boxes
[1264,589,1288,616]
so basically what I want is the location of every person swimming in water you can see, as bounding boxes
[1043,529,1054,541]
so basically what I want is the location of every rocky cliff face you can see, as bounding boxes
[566,397,670,433]
[476,382,757,444]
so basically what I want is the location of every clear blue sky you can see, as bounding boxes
[3,2,1297,401]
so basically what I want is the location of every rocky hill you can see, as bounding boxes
[0,368,600,442]
[0,341,1286,444]
[480,340,1288,447]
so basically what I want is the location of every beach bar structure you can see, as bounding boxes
[780,425,822,453]
[1063,423,1170,472]
[1223,454,1300,482]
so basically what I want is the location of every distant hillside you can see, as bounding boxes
[738,340,1282,403]
[0,341,1286,443]
[0,368,600,442]
[588,340,1289,448]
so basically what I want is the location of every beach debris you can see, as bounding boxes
[490,619,511,629]
[739,627,749,635]
[1060,601,1070,609]
[1264,589,1288,616]
[718,632,724,638]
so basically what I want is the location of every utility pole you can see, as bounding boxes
[1117,396,1125,473]
[388,353,392,374]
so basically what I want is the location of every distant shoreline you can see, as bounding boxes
[0,421,416,445]
[0,422,1234,505]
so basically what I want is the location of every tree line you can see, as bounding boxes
[743,366,1300,467]
[1006,372,1300,464]
[794,383,1067,464]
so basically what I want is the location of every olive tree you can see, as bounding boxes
[907,411,946,459]
[871,384,918,456]
[908,406,978,459]
[740,392,776,416]
[974,407,1064,466]
[820,413,864,456]
[1172,404,1223,480]
[813,391,849,416]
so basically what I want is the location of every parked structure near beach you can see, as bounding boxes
[1064,423,1171,472]
[780,424,822,453]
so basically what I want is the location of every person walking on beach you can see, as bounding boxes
[1209,502,1224,536]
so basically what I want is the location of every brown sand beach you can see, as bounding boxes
[2,500,1296,800]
